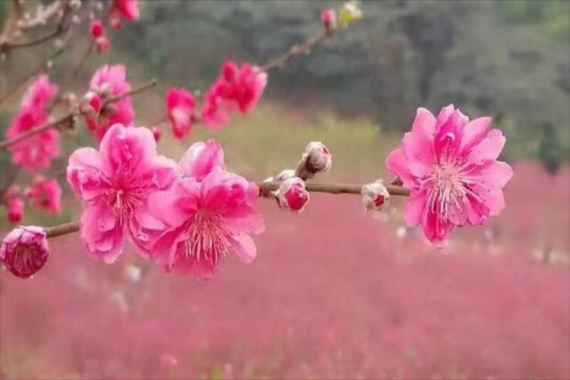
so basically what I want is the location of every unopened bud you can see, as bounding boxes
[338,0,362,29]
[81,91,102,115]
[95,35,110,53]
[124,264,142,283]
[70,0,82,11]
[90,19,104,38]
[6,197,24,224]
[151,127,161,142]
[46,60,53,69]
[275,177,310,212]
[110,16,122,30]
[53,38,64,49]
[274,169,296,182]
[297,141,332,179]
[321,9,336,31]
[0,226,50,279]
[361,180,390,213]
[63,92,78,108]
[72,14,81,24]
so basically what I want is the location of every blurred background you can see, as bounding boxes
[0,1,569,379]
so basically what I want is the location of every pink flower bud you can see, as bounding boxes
[7,197,24,224]
[151,127,161,142]
[274,169,296,182]
[361,180,390,212]
[275,177,310,212]
[321,9,336,30]
[82,91,102,115]
[298,141,332,178]
[90,19,105,38]
[0,226,50,278]
[95,35,111,54]
[110,16,122,30]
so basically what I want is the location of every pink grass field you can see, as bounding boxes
[1,161,569,379]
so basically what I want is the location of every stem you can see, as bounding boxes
[0,79,158,149]
[0,47,65,106]
[260,29,332,72]
[17,0,65,31]
[255,181,410,197]
[4,28,62,50]
[45,221,79,238]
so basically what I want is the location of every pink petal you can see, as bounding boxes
[385,148,415,188]
[230,232,257,263]
[180,140,225,180]
[403,189,427,227]
[402,108,436,177]
[460,117,491,153]
[472,161,513,189]
[467,129,506,164]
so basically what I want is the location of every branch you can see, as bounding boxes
[0,79,158,149]
[40,182,409,239]
[0,47,65,106]
[260,29,333,72]
[17,0,65,31]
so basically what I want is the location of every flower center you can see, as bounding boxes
[426,160,468,219]
[184,208,230,266]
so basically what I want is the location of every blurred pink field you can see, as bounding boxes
[1,161,569,379]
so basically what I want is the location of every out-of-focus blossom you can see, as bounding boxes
[124,264,142,283]
[337,1,362,29]
[85,65,134,140]
[0,226,50,278]
[201,61,267,127]
[109,0,139,30]
[6,75,59,171]
[297,141,332,178]
[90,20,105,38]
[321,9,336,31]
[67,124,177,263]
[160,353,178,368]
[386,105,513,246]
[25,176,62,214]
[147,141,264,278]
[166,88,196,139]
[6,197,24,224]
[179,140,224,180]
[361,180,390,213]
[275,177,310,212]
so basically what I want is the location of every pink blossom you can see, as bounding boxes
[67,124,177,263]
[109,0,139,30]
[166,88,196,139]
[321,9,336,30]
[201,61,267,127]
[151,127,161,142]
[0,226,50,278]
[386,105,513,246]
[90,20,105,38]
[21,75,58,110]
[6,197,24,224]
[275,177,310,212]
[147,141,264,277]
[179,140,224,180]
[6,111,60,171]
[85,65,134,140]
[26,176,62,214]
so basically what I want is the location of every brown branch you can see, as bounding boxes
[0,79,158,149]
[0,166,21,200]
[17,0,65,31]
[256,181,410,197]
[3,28,61,50]
[260,29,333,72]
[44,220,79,238]
[0,47,65,106]
[0,0,24,47]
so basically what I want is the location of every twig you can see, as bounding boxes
[0,47,65,106]
[260,29,332,72]
[17,0,65,31]
[45,221,79,238]
[40,182,409,239]
[3,28,62,50]
[0,79,158,149]
[0,166,21,200]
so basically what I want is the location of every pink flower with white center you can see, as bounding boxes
[21,75,58,110]
[6,197,24,224]
[6,110,60,172]
[386,105,513,246]
[147,142,264,278]
[0,226,50,278]
[85,65,134,141]
[201,61,267,128]
[275,177,310,212]
[166,88,196,139]
[67,124,178,263]
[109,0,139,30]
[25,176,62,214]
[361,180,390,213]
